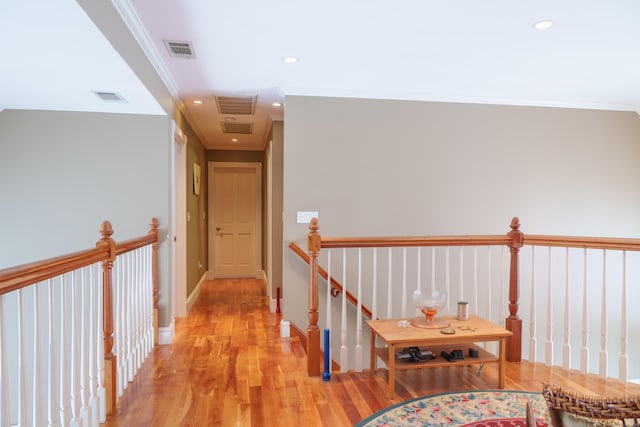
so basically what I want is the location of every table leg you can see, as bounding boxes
[388,344,395,398]
[370,330,375,371]
[498,337,505,388]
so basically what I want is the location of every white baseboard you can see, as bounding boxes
[630,378,640,384]
[270,298,277,313]
[158,321,175,345]
[257,269,266,280]
[187,272,208,312]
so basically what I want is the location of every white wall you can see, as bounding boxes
[282,96,640,338]
[0,109,172,326]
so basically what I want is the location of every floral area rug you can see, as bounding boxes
[355,390,551,427]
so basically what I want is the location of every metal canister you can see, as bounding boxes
[457,301,469,321]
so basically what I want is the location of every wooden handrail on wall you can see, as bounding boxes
[289,242,373,320]
[0,218,159,417]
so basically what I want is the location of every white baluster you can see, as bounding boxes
[618,251,628,381]
[415,247,422,317]
[89,264,99,427]
[386,248,393,319]
[472,247,478,316]
[355,249,363,372]
[580,248,589,374]
[18,288,29,425]
[45,279,59,427]
[340,248,348,372]
[325,250,332,374]
[430,248,435,292]
[70,272,81,427]
[116,254,125,396]
[459,247,464,301]
[97,267,106,423]
[599,250,608,377]
[445,247,450,312]
[545,247,554,366]
[401,247,407,319]
[500,246,506,324]
[371,249,377,321]
[80,268,90,425]
[416,247,422,291]
[0,294,10,426]
[562,248,571,370]
[31,284,42,426]
[528,247,537,363]
[127,252,134,383]
[487,247,492,321]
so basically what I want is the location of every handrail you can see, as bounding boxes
[288,242,373,319]
[0,246,111,295]
[320,235,510,249]
[524,234,640,251]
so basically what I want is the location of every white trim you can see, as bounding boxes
[158,321,175,345]
[112,0,180,100]
[173,125,188,318]
[187,273,208,312]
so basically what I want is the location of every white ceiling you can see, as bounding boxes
[2,1,640,151]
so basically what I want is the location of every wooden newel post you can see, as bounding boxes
[98,221,117,415]
[506,217,523,362]
[149,218,159,346]
[307,218,321,376]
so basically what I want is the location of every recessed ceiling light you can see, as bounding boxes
[283,56,298,63]
[272,102,282,107]
[231,138,238,142]
[193,100,203,104]
[533,19,553,30]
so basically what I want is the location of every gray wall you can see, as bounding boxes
[282,96,640,330]
[0,109,172,325]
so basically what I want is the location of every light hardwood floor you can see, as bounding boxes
[104,278,640,426]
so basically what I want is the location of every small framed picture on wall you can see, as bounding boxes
[193,163,201,195]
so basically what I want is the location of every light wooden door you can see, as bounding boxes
[210,162,261,278]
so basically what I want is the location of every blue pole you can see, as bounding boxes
[323,328,331,381]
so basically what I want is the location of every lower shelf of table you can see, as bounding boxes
[375,343,499,371]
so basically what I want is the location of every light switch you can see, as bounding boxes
[297,211,318,224]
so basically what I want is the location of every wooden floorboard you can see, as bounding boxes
[103,278,640,426]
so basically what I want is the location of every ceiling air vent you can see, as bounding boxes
[221,122,253,134]
[93,91,127,103]
[215,96,255,115]
[164,40,196,59]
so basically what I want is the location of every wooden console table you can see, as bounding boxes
[366,315,512,398]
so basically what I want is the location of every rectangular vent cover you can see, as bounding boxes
[164,40,196,59]
[221,122,253,134]
[93,91,127,103]
[215,96,255,115]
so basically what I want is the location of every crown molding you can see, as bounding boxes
[111,0,180,101]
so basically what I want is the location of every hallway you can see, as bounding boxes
[104,278,640,426]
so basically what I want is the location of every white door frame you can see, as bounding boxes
[208,161,262,279]
[172,123,188,319]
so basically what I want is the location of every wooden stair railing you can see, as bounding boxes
[304,217,521,377]
[289,242,373,320]
[0,218,159,420]
[302,217,640,379]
